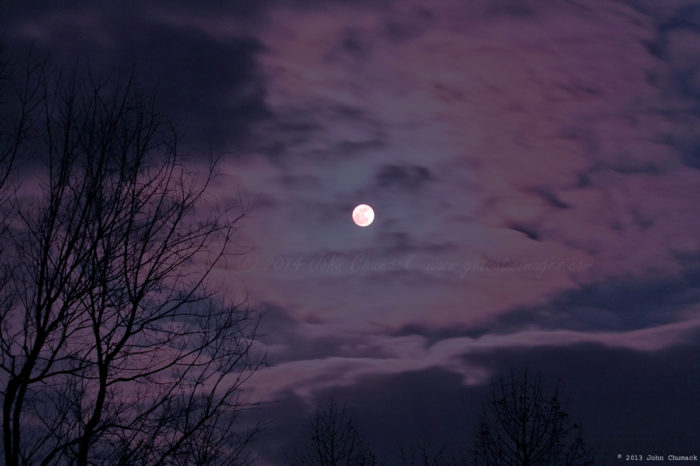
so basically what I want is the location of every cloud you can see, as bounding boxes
[250,309,700,404]
[255,342,700,464]
[1,3,270,152]
[466,260,700,333]
[375,163,433,190]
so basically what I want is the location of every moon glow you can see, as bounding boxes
[352,204,375,227]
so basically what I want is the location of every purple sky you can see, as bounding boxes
[2,0,700,463]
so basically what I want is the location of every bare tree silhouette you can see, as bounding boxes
[0,49,261,466]
[0,46,41,193]
[291,399,378,466]
[398,441,458,466]
[473,369,595,466]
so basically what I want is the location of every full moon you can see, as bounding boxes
[352,204,375,227]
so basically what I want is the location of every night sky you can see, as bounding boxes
[2,0,700,464]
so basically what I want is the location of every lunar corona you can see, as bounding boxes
[352,204,374,227]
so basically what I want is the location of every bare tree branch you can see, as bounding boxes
[291,399,378,466]
[0,46,261,466]
[472,368,595,466]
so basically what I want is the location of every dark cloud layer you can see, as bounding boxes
[260,342,700,464]
[0,1,269,152]
[464,344,700,457]
[376,163,433,190]
[484,264,700,333]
